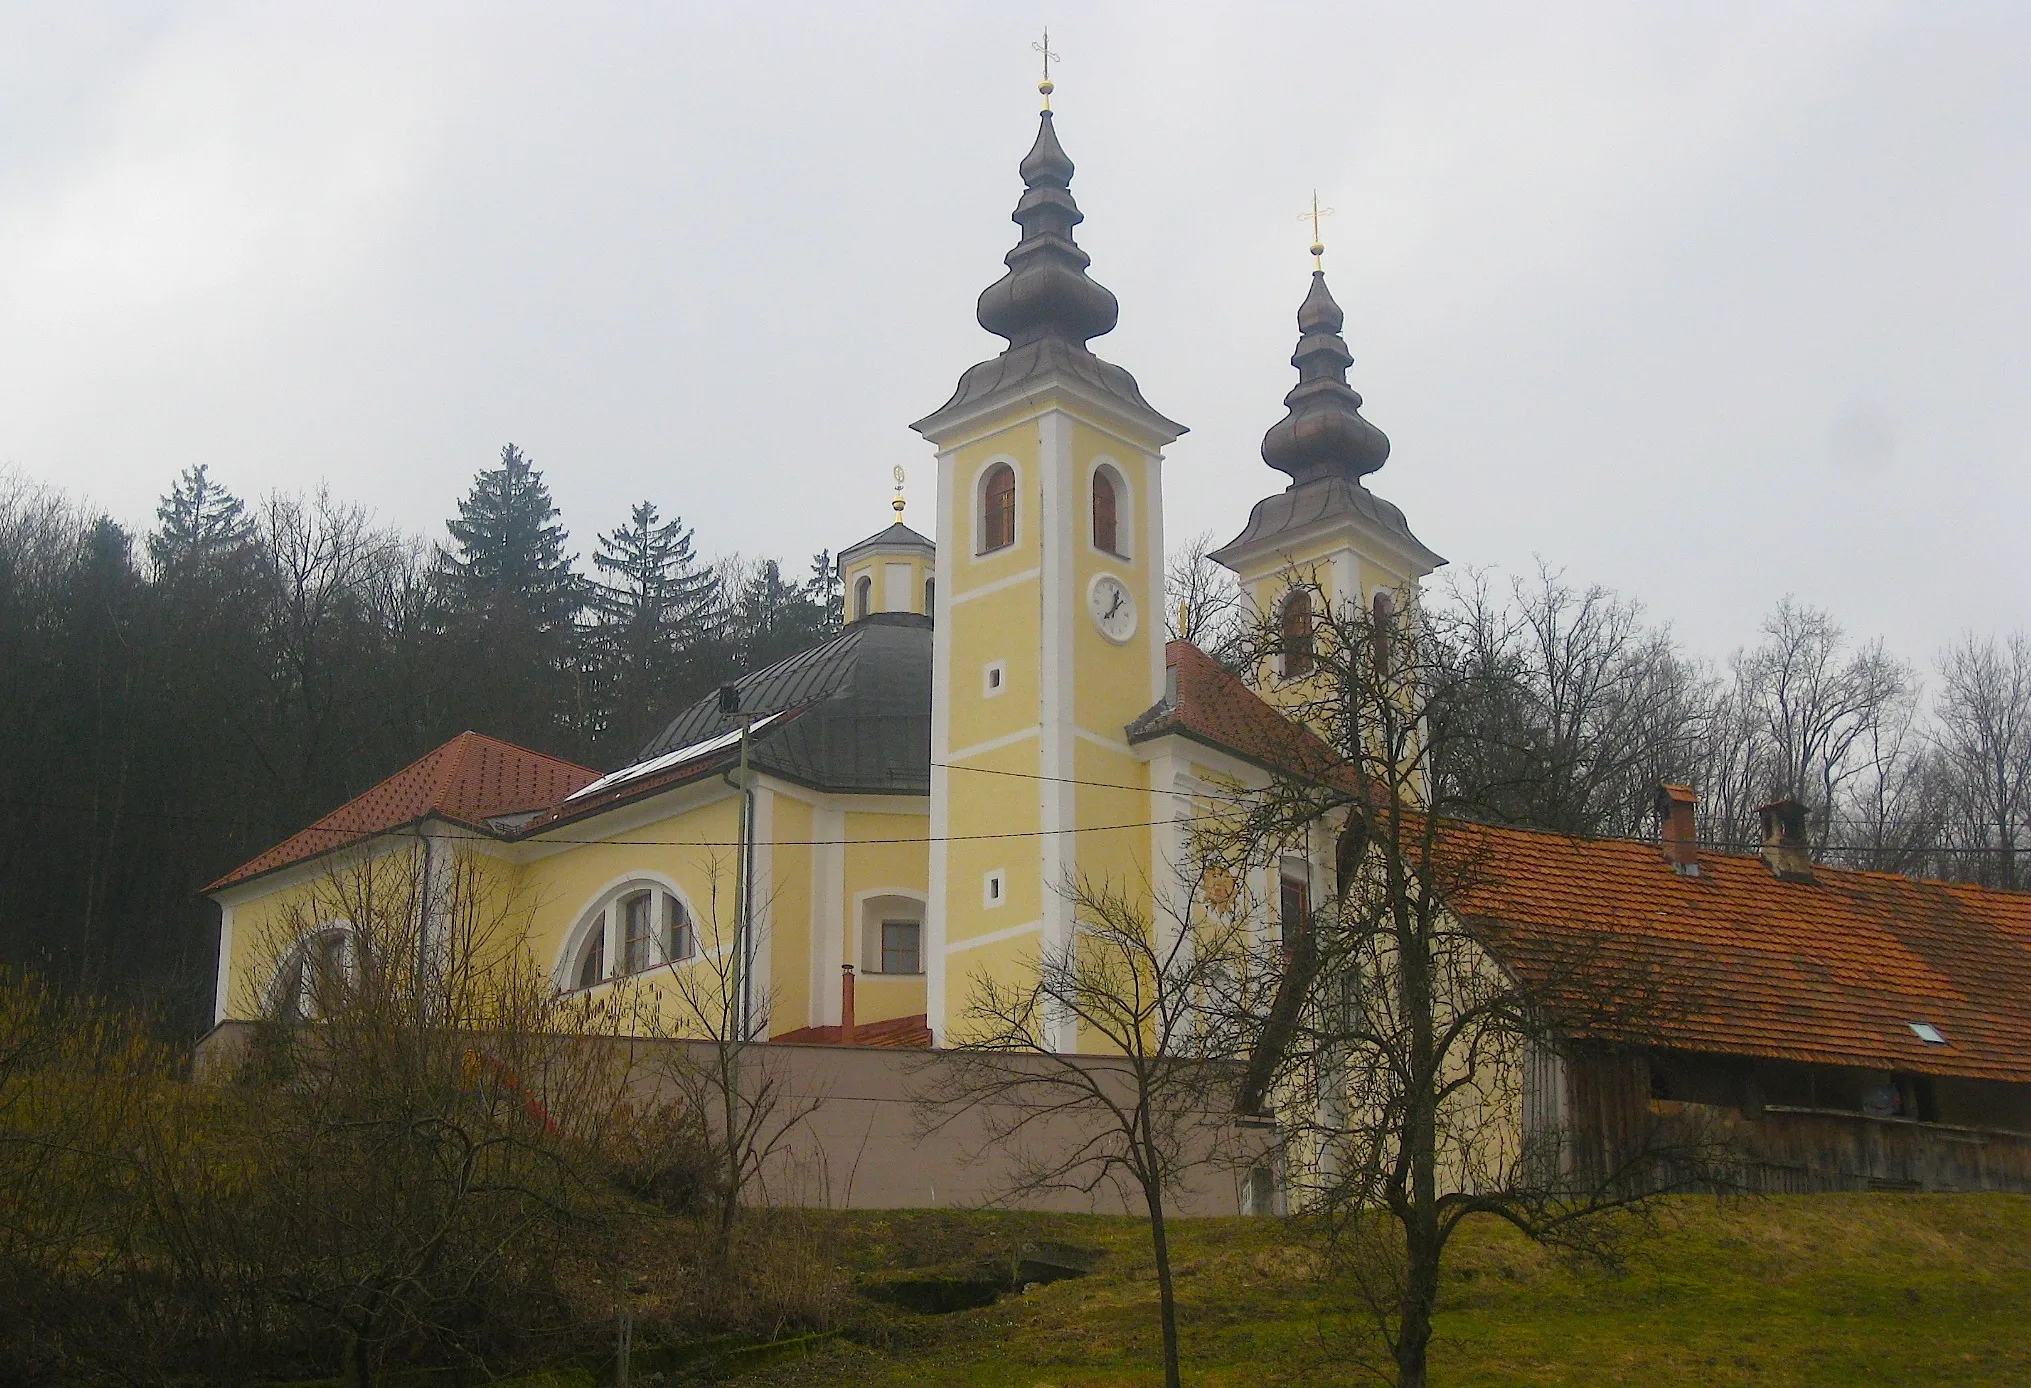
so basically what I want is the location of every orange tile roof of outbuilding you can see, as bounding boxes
[209,733,598,891]
[1447,822,2031,1084]
[1137,640,2031,1085]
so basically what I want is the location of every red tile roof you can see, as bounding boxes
[771,1013,934,1048]
[1136,640,2031,1085]
[1450,822,2031,1084]
[1128,641,1356,789]
[209,733,598,890]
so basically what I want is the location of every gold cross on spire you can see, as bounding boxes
[1299,190,1335,269]
[1034,27,1058,110]
[892,464,907,518]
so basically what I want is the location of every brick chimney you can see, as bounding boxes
[1757,798,1815,883]
[1655,784,1700,875]
[839,963,857,1045]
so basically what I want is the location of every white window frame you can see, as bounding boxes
[559,873,700,991]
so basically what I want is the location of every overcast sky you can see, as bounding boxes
[3,3,2026,665]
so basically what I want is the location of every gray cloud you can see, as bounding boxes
[1,1,2025,662]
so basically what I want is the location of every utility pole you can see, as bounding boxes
[719,683,757,1041]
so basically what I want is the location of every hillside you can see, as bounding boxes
[739,1195,2031,1387]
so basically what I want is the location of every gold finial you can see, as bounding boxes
[1034,27,1058,110]
[1298,190,1335,269]
[892,464,907,518]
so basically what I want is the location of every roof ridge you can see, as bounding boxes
[431,731,481,813]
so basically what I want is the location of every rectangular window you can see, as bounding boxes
[666,894,694,961]
[881,920,922,975]
[1279,860,1310,954]
[623,892,653,974]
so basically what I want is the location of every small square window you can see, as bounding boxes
[983,661,1006,697]
[1908,1021,1947,1045]
[984,870,1006,908]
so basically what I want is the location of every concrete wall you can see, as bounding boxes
[194,1022,1265,1215]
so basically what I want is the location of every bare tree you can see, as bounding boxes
[922,872,1260,1388]
[1432,564,1711,837]
[1165,529,1248,667]
[1725,598,1916,850]
[1933,632,2031,889]
[221,843,640,1388]
[639,856,822,1264]
[1229,577,1728,1388]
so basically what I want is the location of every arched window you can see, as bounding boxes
[666,893,695,963]
[854,574,872,620]
[1092,469,1119,555]
[1280,588,1315,678]
[1371,589,1395,671]
[576,927,605,989]
[566,882,697,990]
[923,577,935,615]
[981,464,1016,552]
[273,927,352,1021]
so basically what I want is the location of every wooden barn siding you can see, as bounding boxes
[1562,1045,2031,1194]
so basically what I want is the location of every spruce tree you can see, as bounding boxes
[439,444,579,628]
[435,444,585,757]
[148,464,255,575]
[588,501,721,754]
[735,558,829,672]
[806,549,843,633]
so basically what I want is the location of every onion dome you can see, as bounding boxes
[975,111,1120,349]
[1259,270,1391,484]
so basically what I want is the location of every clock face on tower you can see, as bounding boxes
[1087,573,1137,644]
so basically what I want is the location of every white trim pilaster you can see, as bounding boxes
[927,446,956,1043]
[1037,409,1078,1051]
[812,802,846,1027]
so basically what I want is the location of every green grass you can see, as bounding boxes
[741,1196,2031,1387]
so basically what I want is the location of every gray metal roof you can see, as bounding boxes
[838,521,934,563]
[1210,475,1445,574]
[638,612,931,796]
[913,110,1183,443]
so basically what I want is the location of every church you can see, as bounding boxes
[207,86,2031,1201]
[208,88,1442,1054]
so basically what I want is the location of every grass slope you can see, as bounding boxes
[751,1195,2031,1387]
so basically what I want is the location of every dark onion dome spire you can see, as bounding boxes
[1259,269,1391,484]
[914,98,1182,443]
[974,111,1120,350]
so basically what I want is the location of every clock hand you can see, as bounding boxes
[1104,592,1124,620]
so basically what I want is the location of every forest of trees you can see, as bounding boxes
[1175,545,2031,885]
[0,448,843,1033]
[6,448,2031,1039]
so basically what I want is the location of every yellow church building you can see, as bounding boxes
[206,94,1443,1055]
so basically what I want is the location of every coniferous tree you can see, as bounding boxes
[806,549,843,633]
[438,445,579,627]
[147,465,256,576]
[588,501,721,758]
[734,558,829,673]
[435,444,585,758]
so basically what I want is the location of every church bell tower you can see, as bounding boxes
[912,84,1185,1048]
[1211,237,1444,710]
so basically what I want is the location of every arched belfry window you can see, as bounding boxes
[923,576,935,614]
[854,574,872,620]
[981,464,1016,553]
[1280,588,1315,678]
[1092,469,1119,555]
